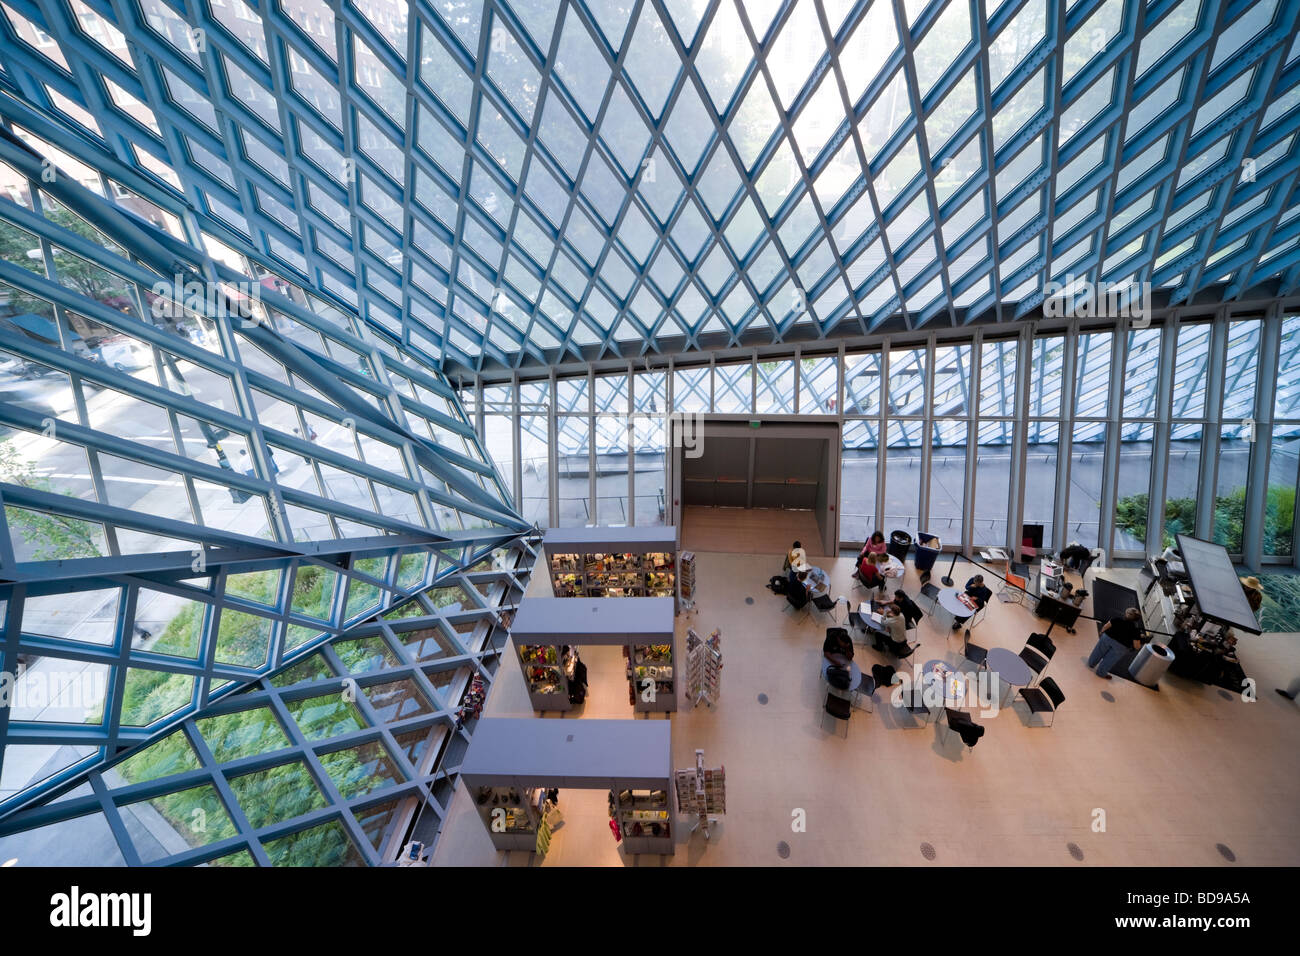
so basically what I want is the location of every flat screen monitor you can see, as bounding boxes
[1174,534,1261,635]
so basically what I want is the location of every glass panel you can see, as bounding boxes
[1214,423,1251,553]
[979,340,1019,417]
[1265,433,1297,556]
[1067,422,1105,548]
[283,693,365,741]
[262,819,365,866]
[755,359,795,413]
[556,416,591,527]
[317,739,404,799]
[632,416,666,526]
[1164,423,1202,549]
[1222,320,1261,419]
[196,708,290,762]
[840,420,878,543]
[883,420,921,537]
[227,760,327,828]
[1122,328,1161,418]
[1172,322,1211,419]
[364,678,434,721]
[1025,420,1058,549]
[1115,422,1154,551]
[928,419,966,539]
[973,420,1014,547]
[119,784,239,860]
[799,355,838,414]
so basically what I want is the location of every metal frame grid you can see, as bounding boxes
[461,301,1300,564]
[0,537,538,865]
[0,0,1296,379]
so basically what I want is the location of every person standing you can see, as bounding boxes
[1088,607,1145,679]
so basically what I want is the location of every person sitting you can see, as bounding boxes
[893,589,923,629]
[952,575,993,630]
[863,530,888,557]
[1239,576,1263,614]
[786,569,810,610]
[784,540,807,573]
[823,628,854,666]
[871,603,907,653]
[858,552,889,594]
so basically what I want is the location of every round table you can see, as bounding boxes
[821,657,861,694]
[937,588,979,623]
[921,659,967,708]
[986,647,1033,706]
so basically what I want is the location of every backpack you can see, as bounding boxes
[768,575,789,594]
[826,666,852,690]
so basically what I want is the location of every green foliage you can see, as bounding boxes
[1115,484,1295,555]
[0,440,104,560]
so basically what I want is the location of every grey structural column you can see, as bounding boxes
[548,368,559,529]
[1243,302,1283,568]
[962,330,983,555]
[588,364,597,526]
[1007,323,1035,554]
[918,334,935,540]
[626,361,635,526]
[512,370,523,512]
[1098,325,1128,557]
[876,338,891,535]
[1054,321,1079,554]
[1146,314,1179,556]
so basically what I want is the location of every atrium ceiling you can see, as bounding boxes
[1,0,1298,378]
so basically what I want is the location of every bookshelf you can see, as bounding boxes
[512,598,677,714]
[612,788,673,853]
[543,527,679,610]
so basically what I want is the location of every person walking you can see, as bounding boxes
[1088,607,1145,679]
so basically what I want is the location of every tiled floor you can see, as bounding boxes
[432,548,1300,867]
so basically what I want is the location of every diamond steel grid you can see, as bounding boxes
[0,0,1296,380]
[0,52,534,821]
[0,539,537,864]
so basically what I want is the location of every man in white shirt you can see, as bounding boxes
[784,541,807,572]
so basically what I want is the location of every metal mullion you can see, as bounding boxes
[1195,308,1229,539]
[962,330,981,553]
[1243,302,1282,565]
[1146,314,1179,555]
[1098,324,1128,556]
[918,334,935,537]
[876,337,890,533]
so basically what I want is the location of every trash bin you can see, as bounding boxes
[887,530,913,562]
[914,533,942,574]
[1130,642,1175,686]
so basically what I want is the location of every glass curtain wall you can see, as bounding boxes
[463,312,1299,562]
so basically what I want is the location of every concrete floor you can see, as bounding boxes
[431,547,1300,868]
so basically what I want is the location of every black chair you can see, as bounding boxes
[959,628,988,669]
[1016,677,1065,727]
[1026,632,1056,659]
[899,685,932,728]
[871,664,898,689]
[1023,634,1056,685]
[811,592,839,623]
[1019,646,1050,685]
[852,673,876,712]
[941,708,986,749]
[783,588,810,616]
[919,582,941,614]
[886,635,919,661]
[822,691,852,736]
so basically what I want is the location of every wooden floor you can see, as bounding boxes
[681,505,824,557]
